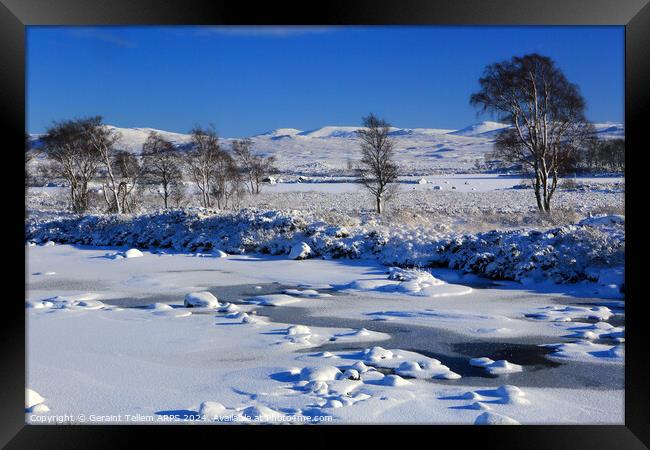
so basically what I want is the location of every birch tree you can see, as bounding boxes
[111,150,142,213]
[356,114,398,214]
[232,138,276,194]
[470,54,594,212]
[40,119,102,212]
[82,117,124,213]
[141,131,182,209]
[186,126,221,208]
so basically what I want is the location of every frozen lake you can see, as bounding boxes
[25,244,624,424]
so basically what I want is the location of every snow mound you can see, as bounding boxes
[525,305,613,322]
[26,388,50,414]
[248,294,302,306]
[26,388,45,408]
[382,374,411,386]
[146,302,173,311]
[241,405,285,422]
[283,288,331,298]
[219,303,240,313]
[469,358,523,375]
[289,242,312,260]
[240,313,264,324]
[287,325,311,336]
[360,347,461,380]
[347,268,472,298]
[364,346,394,363]
[124,248,144,258]
[28,294,105,310]
[184,291,220,308]
[475,411,520,425]
[542,341,624,363]
[300,366,342,382]
[199,401,227,419]
[29,403,51,414]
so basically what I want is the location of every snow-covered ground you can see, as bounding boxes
[26,244,623,424]
[25,119,625,425]
[28,121,624,176]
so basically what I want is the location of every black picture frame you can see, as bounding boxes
[2,0,648,447]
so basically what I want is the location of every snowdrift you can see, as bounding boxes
[25,209,624,285]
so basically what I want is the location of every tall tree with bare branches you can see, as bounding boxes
[40,119,103,212]
[356,114,398,214]
[232,138,276,194]
[471,54,594,212]
[141,131,182,209]
[82,116,124,213]
[111,150,142,213]
[186,126,222,208]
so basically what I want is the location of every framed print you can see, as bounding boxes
[1,0,648,447]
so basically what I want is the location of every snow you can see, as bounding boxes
[542,341,625,363]
[124,248,144,258]
[184,291,220,308]
[524,305,614,322]
[475,411,520,425]
[198,401,227,419]
[288,242,312,260]
[344,269,473,298]
[26,388,45,409]
[449,121,510,138]
[469,358,524,375]
[26,208,624,287]
[300,366,342,382]
[25,244,624,425]
[248,294,303,306]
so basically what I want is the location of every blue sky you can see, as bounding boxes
[27,26,624,137]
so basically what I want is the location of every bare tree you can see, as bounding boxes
[81,116,125,213]
[40,119,102,212]
[355,113,399,214]
[212,153,247,209]
[470,54,593,212]
[232,138,276,194]
[141,132,182,209]
[111,150,142,213]
[186,126,221,208]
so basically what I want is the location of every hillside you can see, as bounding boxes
[28,121,624,176]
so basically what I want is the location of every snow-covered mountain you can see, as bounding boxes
[28,120,624,176]
[449,121,510,137]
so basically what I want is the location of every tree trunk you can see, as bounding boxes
[376,196,382,214]
[533,170,545,212]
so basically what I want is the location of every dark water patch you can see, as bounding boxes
[101,283,293,307]
[259,302,623,389]
[101,282,624,390]
[451,342,562,368]
[607,315,625,327]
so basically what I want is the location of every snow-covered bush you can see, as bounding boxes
[25,208,624,284]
